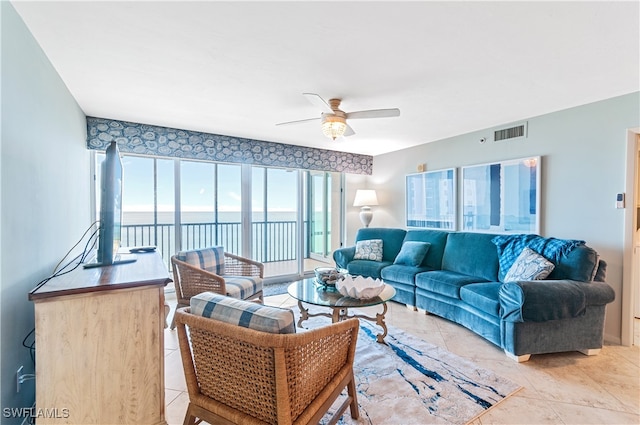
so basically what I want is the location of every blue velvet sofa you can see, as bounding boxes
[333,228,615,362]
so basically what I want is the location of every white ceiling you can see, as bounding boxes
[11,1,640,156]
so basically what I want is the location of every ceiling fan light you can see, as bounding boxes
[321,115,347,140]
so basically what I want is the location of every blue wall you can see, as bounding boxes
[364,92,640,343]
[1,3,90,421]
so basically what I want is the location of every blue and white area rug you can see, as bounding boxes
[313,319,522,425]
[263,281,291,297]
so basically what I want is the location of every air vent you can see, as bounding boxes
[494,122,527,142]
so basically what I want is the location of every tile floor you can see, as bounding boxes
[164,292,640,424]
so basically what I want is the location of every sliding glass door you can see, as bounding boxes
[99,153,344,280]
[252,167,300,277]
[102,154,175,267]
[309,171,331,262]
[179,161,243,254]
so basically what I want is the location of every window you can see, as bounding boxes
[95,154,176,266]
[309,171,331,260]
[253,167,300,276]
[179,161,243,254]
[95,153,344,279]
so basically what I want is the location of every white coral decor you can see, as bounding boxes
[336,275,385,299]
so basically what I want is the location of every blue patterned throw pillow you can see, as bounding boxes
[504,247,555,282]
[353,239,384,262]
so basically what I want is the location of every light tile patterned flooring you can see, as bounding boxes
[263,258,331,278]
[164,292,640,424]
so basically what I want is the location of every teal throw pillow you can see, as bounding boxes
[394,241,431,267]
[353,239,384,262]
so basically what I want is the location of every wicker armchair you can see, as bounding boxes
[175,307,360,425]
[170,250,264,329]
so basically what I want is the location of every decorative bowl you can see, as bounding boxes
[336,275,385,299]
[314,267,345,287]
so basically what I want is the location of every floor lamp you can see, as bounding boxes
[353,189,379,227]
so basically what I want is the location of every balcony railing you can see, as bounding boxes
[121,220,309,270]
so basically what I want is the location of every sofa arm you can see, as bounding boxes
[333,246,356,269]
[499,280,615,323]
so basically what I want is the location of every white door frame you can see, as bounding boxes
[623,127,640,346]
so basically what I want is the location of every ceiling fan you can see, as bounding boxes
[276,93,400,140]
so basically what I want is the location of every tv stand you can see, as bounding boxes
[29,251,171,424]
[82,252,137,268]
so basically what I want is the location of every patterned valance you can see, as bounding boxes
[86,117,372,175]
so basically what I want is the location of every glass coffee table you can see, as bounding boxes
[287,278,396,343]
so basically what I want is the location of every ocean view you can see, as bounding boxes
[123,210,298,225]
[120,210,316,266]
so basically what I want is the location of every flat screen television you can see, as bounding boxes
[84,141,136,268]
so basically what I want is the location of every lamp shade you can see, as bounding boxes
[353,189,379,207]
[321,115,347,140]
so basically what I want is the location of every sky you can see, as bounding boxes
[112,154,299,213]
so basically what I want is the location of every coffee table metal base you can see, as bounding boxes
[296,300,390,343]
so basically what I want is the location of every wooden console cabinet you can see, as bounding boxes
[29,251,171,425]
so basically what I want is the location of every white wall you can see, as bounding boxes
[345,92,640,343]
[1,3,90,420]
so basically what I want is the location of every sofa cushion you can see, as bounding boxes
[492,234,586,281]
[223,275,263,299]
[415,270,489,299]
[381,264,432,285]
[460,282,502,317]
[504,247,555,282]
[347,260,393,279]
[394,241,431,267]
[403,230,449,269]
[354,228,407,262]
[593,259,607,282]
[441,233,500,282]
[190,292,295,334]
[548,245,600,282]
[353,239,384,262]
[176,246,225,275]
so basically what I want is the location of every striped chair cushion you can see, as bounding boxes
[224,275,263,299]
[176,246,225,275]
[190,292,296,334]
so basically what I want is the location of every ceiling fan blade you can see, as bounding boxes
[343,124,355,137]
[275,117,321,126]
[346,108,400,120]
[303,93,334,114]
